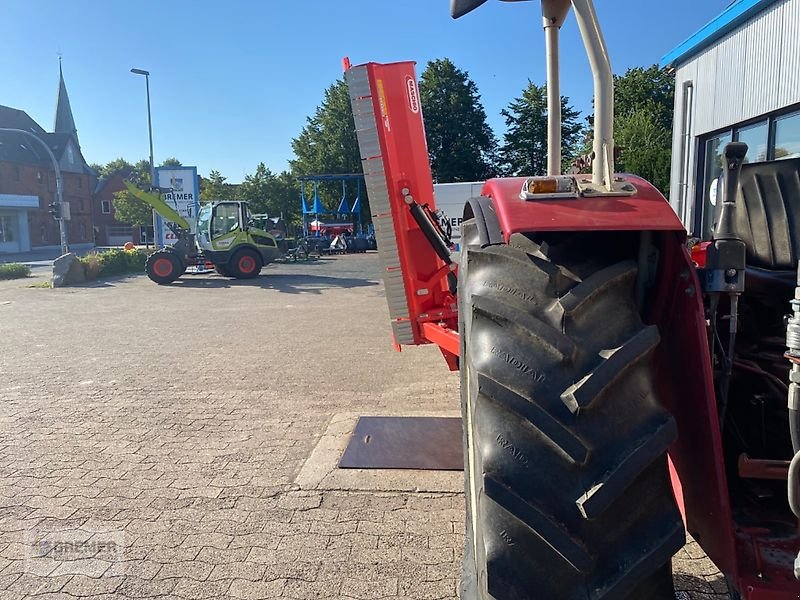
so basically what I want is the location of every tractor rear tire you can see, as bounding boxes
[458,224,685,600]
[214,264,232,277]
[145,251,184,285]
[230,248,262,279]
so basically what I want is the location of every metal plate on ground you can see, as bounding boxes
[339,416,464,471]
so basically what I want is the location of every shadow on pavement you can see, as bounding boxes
[168,273,379,294]
[673,573,732,599]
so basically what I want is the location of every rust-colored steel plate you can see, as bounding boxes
[339,416,464,471]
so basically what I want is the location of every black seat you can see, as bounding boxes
[735,157,800,271]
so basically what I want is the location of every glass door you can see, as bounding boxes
[699,133,732,240]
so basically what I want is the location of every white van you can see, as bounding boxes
[432,181,485,251]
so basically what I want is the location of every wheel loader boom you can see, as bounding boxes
[123,179,191,231]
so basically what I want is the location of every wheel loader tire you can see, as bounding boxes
[145,251,184,285]
[230,248,262,279]
[214,264,231,277]
[458,223,685,600]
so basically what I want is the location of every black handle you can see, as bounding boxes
[716,142,748,241]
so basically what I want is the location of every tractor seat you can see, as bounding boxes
[735,157,800,271]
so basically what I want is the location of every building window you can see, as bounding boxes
[77,175,82,189]
[80,222,87,241]
[37,171,43,184]
[101,200,111,214]
[12,166,20,181]
[695,104,800,238]
[737,121,769,163]
[40,225,47,244]
[0,215,16,242]
[774,110,800,160]
[699,133,732,240]
[65,144,75,164]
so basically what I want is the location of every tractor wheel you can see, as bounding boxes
[458,224,685,600]
[230,248,262,279]
[145,251,184,285]
[214,264,232,277]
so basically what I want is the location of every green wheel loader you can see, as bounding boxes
[124,181,282,285]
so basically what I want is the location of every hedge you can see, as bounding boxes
[79,249,148,280]
[0,263,31,280]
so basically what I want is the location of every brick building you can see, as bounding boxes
[93,170,148,246]
[0,65,96,254]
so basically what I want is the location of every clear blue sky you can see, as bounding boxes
[1,0,727,183]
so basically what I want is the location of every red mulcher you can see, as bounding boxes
[344,0,800,598]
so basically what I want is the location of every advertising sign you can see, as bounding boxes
[154,166,200,247]
[432,181,484,251]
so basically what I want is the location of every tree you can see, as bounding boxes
[93,157,182,227]
[418,58,498,182]
[615,102,672,195]
[237,163,274,214]
[112,189,153,227]
[578,65,674,193]
[613,65,674,195]
[200,170,235,203]
[614,65,674,132]
[290,79,362,176]
[290,78,366,222]
[498,81,583,177]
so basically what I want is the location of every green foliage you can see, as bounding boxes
[290,79,365,222]
[614,65,674,131]
[93,158,150,180]
[94,157,184,227]
[80,249,148,279]
[612,65,674,195]
[236,165,301,225]
[27,280,52,288]
[615,103,672,195]
[112,189,153,227]
[200,170,236,203]
[237,163,274,214]
[290,80,362,176]
[499,81,583,176]
[574,65,674,191]
[418,58,498,182]
[0,263,31,280]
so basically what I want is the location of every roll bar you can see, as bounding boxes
[451,0,615,188]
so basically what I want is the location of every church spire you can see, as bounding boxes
[54,58,79,146]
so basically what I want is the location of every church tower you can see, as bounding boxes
[54,59,79,147]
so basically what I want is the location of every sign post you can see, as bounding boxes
[153,166,200,247]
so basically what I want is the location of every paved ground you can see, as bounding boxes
[0,254,730,599]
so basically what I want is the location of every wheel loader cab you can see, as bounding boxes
[197,202,251,251]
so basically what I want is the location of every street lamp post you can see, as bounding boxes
[130,68,157,246]
[0,128,68,255]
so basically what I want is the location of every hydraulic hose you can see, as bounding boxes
[789,450,800,519]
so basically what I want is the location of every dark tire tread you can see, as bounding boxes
[459,226,684,600]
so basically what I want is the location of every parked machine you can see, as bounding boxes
[345,0,800,597]
[124,181,282,284]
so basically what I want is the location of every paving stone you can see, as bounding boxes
[228,578,286,599]
[0,256,731,600]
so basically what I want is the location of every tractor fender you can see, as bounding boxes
[463,196,504,248]
[481,175,685,240]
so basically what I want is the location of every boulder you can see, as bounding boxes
[52,253,85,287]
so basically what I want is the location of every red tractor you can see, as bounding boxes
[345,0,800,597]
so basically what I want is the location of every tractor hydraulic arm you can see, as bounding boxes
[123,180,191,231]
